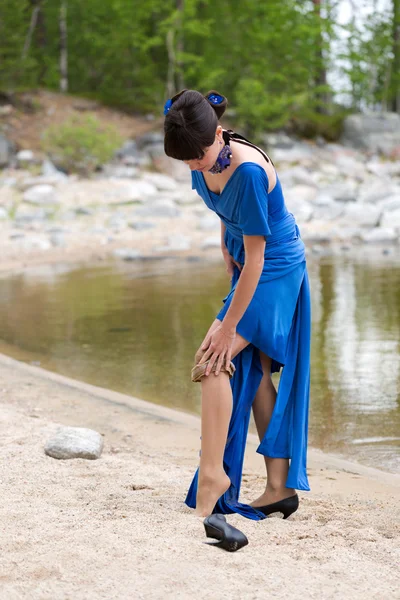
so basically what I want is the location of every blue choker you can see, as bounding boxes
[208,144,232,175]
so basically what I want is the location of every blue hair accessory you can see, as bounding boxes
[163,98,173,115]
[207,93,224,105]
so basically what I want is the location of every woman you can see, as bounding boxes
[163,89,311,522]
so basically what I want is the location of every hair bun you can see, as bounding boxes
[204,90,228,119]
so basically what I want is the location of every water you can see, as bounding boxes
[0,253,399,473]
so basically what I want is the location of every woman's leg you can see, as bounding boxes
[251,352,296,506]
[195,319,250,517]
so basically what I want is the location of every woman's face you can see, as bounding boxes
[183,126,223,172]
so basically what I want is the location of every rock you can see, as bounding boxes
[312,203,344,221]
[113,248,142,261]
[0,134,13,167]
[263,132,296,150]
[366,160,400,178]
[378,194,400,212]
[357,181,397,204]
[44,426,104,460]
[16,149,35,163]
[154,234,191,252]
[75,206,94,216]
[142,172,178,191]
[42,158,68,179]
[102,165,139,179]
[272,142,316,163]
[18,176,66,191]
[361,228,398,243]
[23,184,58,205]
[115,140,140,160]
[340,203,382,228]
[128,221,155,231]
[279,166,314,187]
[333,155,366,180]
[14,205,51,224]
[197,213,220,231]
[135,132,164,149]
[111,179,158,203]
[341,112,400,157]
[174,188,201,205]
[20,236,52,251]
[50,233,66,247]
[320,183,357,204]
[284,186,315,222]
[380,208,400,230]
[0,207,8,219]
[135,198,181,218]
[201,236,220,250]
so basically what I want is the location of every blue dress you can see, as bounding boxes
[185,162,311,521]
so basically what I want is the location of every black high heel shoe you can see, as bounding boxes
[256,493,299,519]
[203,514,249,552]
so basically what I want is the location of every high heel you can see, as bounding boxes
[256,493,299,519]
[203,514,249,552]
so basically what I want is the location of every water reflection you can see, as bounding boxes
[0,254,399,473]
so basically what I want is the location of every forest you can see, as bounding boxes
[0,0,399,137]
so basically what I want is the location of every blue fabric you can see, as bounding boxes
[185,162,311,520]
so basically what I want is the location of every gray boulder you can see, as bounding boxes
[44,426,104,460]
[341,112,400,157]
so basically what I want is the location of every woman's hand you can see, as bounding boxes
[222,247,242,278]
[199,324,236,376]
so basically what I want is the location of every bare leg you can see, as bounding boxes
[251,352,296,507]
[195,320,250,517]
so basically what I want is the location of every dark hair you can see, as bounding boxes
[164,89,228,161]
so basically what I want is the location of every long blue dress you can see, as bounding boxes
[185,162,311,521]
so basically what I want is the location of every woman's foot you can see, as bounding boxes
[195,470,231,517]
[250,487,296,508]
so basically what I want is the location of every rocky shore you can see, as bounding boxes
[1,113,400,273]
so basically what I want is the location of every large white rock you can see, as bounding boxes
[44,426,104,460]
[136,198,181,218]
[380,208,400,230]
[361,228,398,243]
[197,213,220,231]
[17,149,35,163]
[357,180,397,204]
[340,203,382,228]
[23,184,59,205]
[142,172,178,191]
[378,194,400,212]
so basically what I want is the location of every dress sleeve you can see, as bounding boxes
[238,164,271,238]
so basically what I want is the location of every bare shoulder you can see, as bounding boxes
[231,140,276,193]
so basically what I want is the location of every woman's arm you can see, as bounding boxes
[221,234,265,335]
[199,234,265,376]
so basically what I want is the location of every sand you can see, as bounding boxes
[0,351,399,600]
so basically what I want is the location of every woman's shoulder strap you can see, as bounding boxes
[224,129,274,166]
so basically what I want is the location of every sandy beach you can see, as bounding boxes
[0,349,399,600]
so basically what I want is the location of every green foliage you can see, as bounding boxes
[41,115,123,175]
[0,0,398,138]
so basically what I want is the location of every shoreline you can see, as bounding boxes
[0,350,399,488]
[0,352,399,598]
